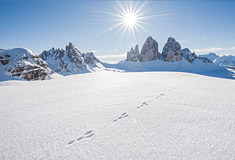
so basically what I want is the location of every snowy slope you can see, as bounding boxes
[0,71,235,159]
[103,58,234,79]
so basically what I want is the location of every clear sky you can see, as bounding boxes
[1,0,235,62]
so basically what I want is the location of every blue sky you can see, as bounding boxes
[1,0,235,62]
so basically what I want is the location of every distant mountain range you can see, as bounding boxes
[1,37,235,81]
[199,53,235,69]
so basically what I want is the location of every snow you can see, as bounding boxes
[103,58,234,79]
[1,71,235,159]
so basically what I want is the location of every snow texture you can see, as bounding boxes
[0,71,235,159]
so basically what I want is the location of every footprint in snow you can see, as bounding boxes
[67,130,94,145]
[77,137,83,141]
[137,102,148,109]
[84,130,94,138]
[113,112,128,122]
[156,93,165,98]
[68,140,75,145]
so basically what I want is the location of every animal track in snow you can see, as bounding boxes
[156,93,165,98]
[84,130,94,138]
[68,140,75,145]
[67,130,94,145]
[113,112,128,122]
[77,137,83,141]
[137,102,148,109]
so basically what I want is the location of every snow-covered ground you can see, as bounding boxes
[1,71,235,159]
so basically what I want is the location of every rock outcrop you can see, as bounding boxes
[125,36,214,64]
[162,37,182,62]
[181,48,211,63]
[0,48,54,80]
[126,45,139,62]
[139,36,159,62]
[40,42,102,75]
[84,52,100,65]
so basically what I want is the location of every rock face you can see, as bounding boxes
[139,36,159,62]
[84,52,100,65]
[125,36,214,65]
[40,42,102,75]
[0,48,54,80]
[126,45,139,62]
[181,48,212,63]
[162,37,182,62]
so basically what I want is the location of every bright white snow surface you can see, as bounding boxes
[1,71,235,159]
[103,58,234,79]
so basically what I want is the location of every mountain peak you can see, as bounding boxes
[139,36,159,62]
[146,36,154,41]
[167,37,176,43]
[40,43,102,75]
[162,37,181,62]
[66,42,76,51]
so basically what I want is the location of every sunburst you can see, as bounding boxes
[96,1,168,41]
[110,1,149,40]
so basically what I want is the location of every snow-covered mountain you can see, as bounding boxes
[200,53,235,68]
[0,48,54,81]
[40,42,103,75]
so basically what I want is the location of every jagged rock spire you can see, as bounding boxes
[40,42,102,75]
[139,36,159,62]
[126,44,139,62]
[162,37,182,62]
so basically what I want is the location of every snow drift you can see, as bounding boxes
[103,58,234,79]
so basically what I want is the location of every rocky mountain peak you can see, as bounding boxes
[84,52,100,64]
[40,43,102,75]
[162,37,181,62]
[139,36,159,62]
[124,36,215,64]
[126,44,139,62]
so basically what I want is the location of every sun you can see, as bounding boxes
[123,13,137,27]
[112,0,147,39]
[97,0,168,40]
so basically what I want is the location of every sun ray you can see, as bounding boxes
[96,0,168,40]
